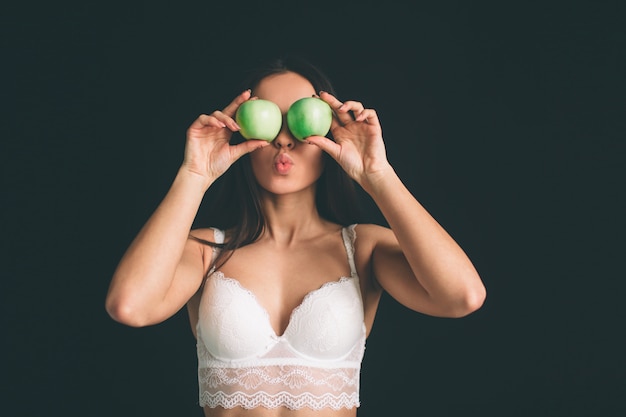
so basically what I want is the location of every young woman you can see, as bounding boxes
[105,56,486,416]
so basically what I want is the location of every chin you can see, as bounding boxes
[257,178,320,197]
[252,167,323,197]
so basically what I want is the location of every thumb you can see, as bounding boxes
[231,140,271,161]
[305,136,341,160]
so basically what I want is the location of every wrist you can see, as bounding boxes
[175,166,215,193]
[360,163,397,195]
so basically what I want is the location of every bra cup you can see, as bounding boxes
[284,277,364,360]
[198,273,365,362]
[198,274,276,361]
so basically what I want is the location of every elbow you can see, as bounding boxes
[466,285,487,315]
[105,296,152,328]
[436,270,486,318]
[452,282,487,318]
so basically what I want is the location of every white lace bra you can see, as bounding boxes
[196,224,366,410]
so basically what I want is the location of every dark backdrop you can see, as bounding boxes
[3,1,624,416]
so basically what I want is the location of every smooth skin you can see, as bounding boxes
[106,71,486,417]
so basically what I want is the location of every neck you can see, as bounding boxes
[259,188,326,245]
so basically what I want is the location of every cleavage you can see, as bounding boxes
[217,233,351,336]
[215,270,351,338]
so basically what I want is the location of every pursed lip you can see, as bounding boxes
[274,153,294,175]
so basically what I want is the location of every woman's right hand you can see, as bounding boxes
[181,89,270,186]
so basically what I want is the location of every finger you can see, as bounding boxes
[318,90,337,102]
[340,100,366,114]
[305,135,341,160]
[319,91,353,124]
[189,114,226,129]
[339,101,367,124]
[354,108,381,127]
[230,139,271,161]
[210,94,259,131]
[210,110,240,131]
[221,89,253,117]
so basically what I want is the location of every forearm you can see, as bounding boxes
[106,168,212,317]
[365,165,484,305]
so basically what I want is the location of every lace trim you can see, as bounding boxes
[197,337,364,410]
[199,360,360,409]
[199,365,359,392]
[200,390,359,410]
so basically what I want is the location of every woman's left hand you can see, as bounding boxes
[306,91,393,193]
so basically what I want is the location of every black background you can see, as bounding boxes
[3,1,625,416]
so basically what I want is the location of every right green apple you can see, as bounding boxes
[287,97,333,141]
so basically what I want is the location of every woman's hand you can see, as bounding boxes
[181,90,270,187]
[306,91,393,193]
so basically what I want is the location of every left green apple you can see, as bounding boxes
[235,99,283,141]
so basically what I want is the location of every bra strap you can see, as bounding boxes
[210,227,225,265]
[341,224,358,277]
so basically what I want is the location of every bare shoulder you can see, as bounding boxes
[354,223,396,247]
[353,223,404,276]
[351,224,393,312]
[352,223,398,271]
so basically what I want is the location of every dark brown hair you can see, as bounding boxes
[192,55,364,270]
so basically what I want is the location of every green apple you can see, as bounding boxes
[287,97,333,141]
[235,99,282,141]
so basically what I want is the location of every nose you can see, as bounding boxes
[272,130,296,149]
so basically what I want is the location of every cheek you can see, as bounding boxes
[249,149,273,178]
[308,150,325,178]
[297,145,325,181]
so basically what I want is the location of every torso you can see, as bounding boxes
[188,223,384,417]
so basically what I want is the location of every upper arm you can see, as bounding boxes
[151,229,214,325]
[362,224,447,317]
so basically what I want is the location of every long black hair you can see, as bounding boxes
[192,55,364,270]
